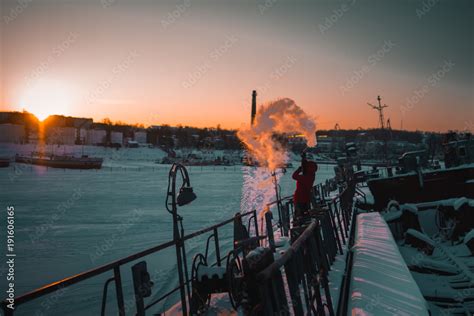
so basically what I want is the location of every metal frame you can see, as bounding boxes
[254,183,356,315]
[0,210,258,316]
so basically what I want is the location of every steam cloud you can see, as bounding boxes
[237,98,317,170]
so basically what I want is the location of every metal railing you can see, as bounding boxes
[264,181,337,237]
[254,182,356,315]
[0,210,259,316]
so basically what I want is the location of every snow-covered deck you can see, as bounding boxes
[348,212,430,315]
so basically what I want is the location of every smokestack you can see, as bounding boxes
[251,90,257,126]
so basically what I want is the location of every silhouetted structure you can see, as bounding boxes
[367,95,388,129]
[368,95,390,161]
[251,90,257,126]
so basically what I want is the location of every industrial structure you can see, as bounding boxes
[251,90,257,126]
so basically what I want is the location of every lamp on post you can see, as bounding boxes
[166,163,197,315]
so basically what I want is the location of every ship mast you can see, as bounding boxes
[367,95,390,164]
[367,95,388,129]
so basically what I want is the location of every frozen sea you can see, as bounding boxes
[0,144,335,315]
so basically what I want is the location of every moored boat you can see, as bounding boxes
[15,153,103,169]
[0,157,10,168]
[367,133,474,210]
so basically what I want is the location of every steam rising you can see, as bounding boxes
[238,98,317,216]
[237,98,317,170]
[240,167,278,218]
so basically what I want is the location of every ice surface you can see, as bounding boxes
[415,197,474,210]
[411,272,460,299]
[382,210,402,222]
[0,144,335,315]
[465,229,474,244]
[274,236,290,248]
[402,204,418,214]
[453,197,468,211]
[349,212,429,316]
[406,229,435,247]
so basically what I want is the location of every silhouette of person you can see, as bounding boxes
[292,155,318,224]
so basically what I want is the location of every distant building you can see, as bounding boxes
[0,124,25,143]
[316,135,345,153]
[287,134,307,145]
[0,112,12,122]
[47,127,76,145]
[78,129,88,143]
[111,131,123,145]
[0,111,38,125]
[44,115,93,129]
[86,129,106,145]
[134,131,147,144]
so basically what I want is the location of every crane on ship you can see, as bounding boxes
[368,95,388,129]
[367,95,390,163]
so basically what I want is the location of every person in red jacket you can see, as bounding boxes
[292,156,318,224]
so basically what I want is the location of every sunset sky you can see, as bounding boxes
[0,0,472,131]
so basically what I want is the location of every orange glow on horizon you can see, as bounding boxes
[19,79,76,122]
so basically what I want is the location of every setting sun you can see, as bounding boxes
[19,79,75,121]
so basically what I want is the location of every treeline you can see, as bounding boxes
[147,125,242,150]
[317,128,428,143]
[93,119,243,149]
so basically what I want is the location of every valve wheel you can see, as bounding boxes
[191,253,211,312]
[191,253,207,282]
[226,250,244,310]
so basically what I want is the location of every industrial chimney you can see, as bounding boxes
[251,90,257,126]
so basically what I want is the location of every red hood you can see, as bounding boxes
[304,161,318,174]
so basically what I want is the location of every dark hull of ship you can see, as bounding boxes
[367,165,474,210]
[0,159,10,168]
[15,156,103,169]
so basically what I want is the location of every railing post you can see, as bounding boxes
[253,210,259,238]
[321,272,335,316]
[265,211,275,249]
[284,258,304,315]
[281,203,290,236]
[213,228,221,266]
[131,263,146,316]
[333,201,346,244]
[113,266,126,316]
[328,205,343,255]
